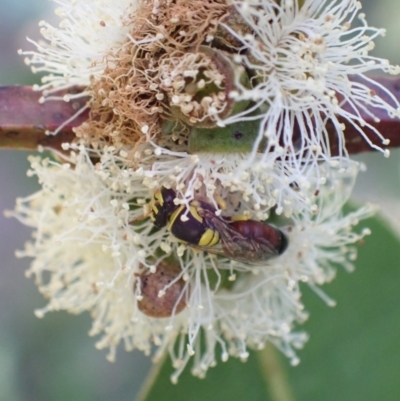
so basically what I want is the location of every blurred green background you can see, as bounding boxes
[1,1,400,401]
[0,1,152,400]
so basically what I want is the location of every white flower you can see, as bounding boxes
[21,0,400,214]
[142,0,400,216]
[223,0,400,156]
[20,0,135,99]
[138,142,356,218]
[8,145,374,379]
[15,0,396,380]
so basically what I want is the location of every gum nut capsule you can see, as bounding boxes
[136,262,187,318]
[170,45,250,128]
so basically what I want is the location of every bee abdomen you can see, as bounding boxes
[230,220,288,255]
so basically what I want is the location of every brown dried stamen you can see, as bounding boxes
[76,0,252,155]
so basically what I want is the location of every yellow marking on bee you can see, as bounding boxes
[167,205,184,231]
[149,193,159,217]
[215,195,227,210]
[199,229,220,247]
[230,214,251,222]
[189,206,203,223]
[154,190,164,205]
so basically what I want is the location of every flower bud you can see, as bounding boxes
[136,261,187,318]
[166,46,250,128]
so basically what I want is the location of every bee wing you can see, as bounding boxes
[194,210,278,264]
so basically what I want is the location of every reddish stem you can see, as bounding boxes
[0,79,399,154]
[333,76,400,155]
[0,86,88,151]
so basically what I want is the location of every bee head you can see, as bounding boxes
[151,187,178,228]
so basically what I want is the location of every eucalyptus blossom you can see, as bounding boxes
[12,0,399,380]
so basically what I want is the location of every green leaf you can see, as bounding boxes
[139,214,400,401]
[287,214,400,400]
[143,352,271,401]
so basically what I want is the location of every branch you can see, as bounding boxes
[257,344,296,401]
[0,78,399,154]
[331,76,400,155]
[0,86,88,151]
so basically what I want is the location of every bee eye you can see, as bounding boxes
[233,131,243,140]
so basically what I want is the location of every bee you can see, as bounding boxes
[150,187,288,264]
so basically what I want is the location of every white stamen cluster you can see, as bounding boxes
[160,52,226,124]
[14,0,396,380]
[221,0,400,164]
[8,145,374,378]
[19,0,135,100]
[128,0,400,218]
[138,142,358,218]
